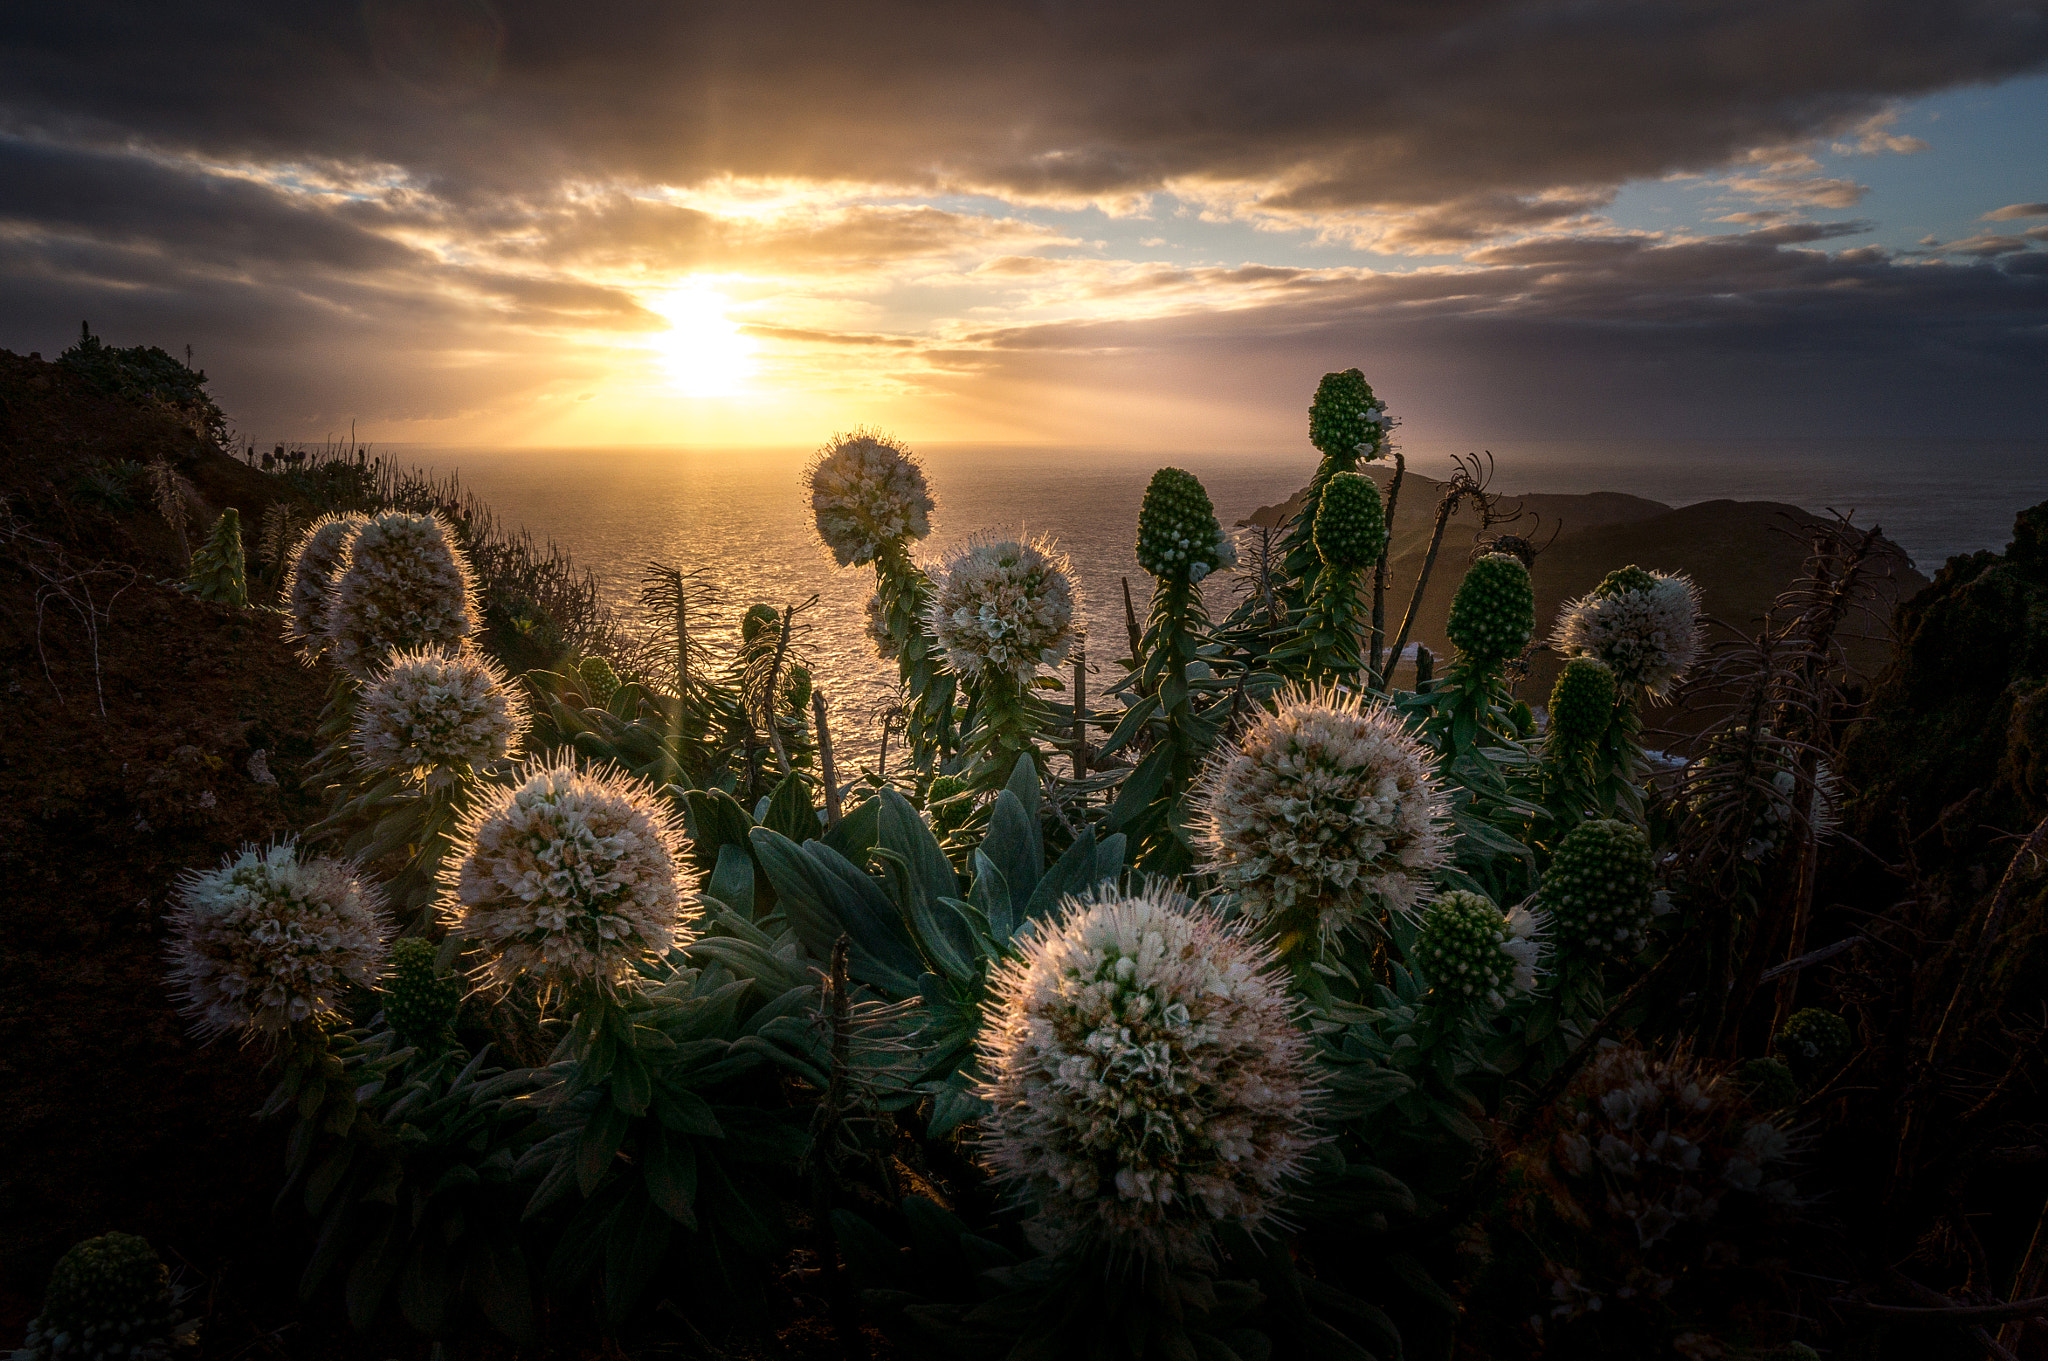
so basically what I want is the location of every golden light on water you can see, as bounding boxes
[645,282,754,396]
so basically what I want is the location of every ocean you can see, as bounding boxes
[398,437,2048,767]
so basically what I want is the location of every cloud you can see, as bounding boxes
[4,1,2045,215]
[1985,202,2048,220]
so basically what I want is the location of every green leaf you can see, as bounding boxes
[968,851,1013,944]
[698,1149,782,1258]
[343,1213,405,1332]
[643,1131,700,1229]
[473,1236,537,1345]
[1098,693,1160,758]
[398,1236,457,1336]
[762,770,819,843]
[979,787,1042,937]
[1095,832,1128,886]
[704,843,755,915]
[1023,827,1102,924]
[822,792,882,861]
[1106,745,1174,833]
[604,1192,674,1324]
[612,1054,652,1117]
[577,1101,629,1195]
[653,1084,724,1136]
[683,788,755,867]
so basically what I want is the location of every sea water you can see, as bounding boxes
[400,438,2047,767]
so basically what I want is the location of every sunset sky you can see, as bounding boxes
[3,2,2046,447]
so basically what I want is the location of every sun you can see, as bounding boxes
[645,282,755,396]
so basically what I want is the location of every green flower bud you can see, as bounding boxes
[384,937,461,1055]
[1308,368,1390,459]
[741,603,780,643]
[1594,563,1659,598]
[184,506,248,607]
[784,663,813,713]
[1413,889,1531,1010]
[1548,656,1618,747]
[578,655,620,707]
[1774,1007,1852,1086]
[26,1232,188,1361]
[1541,817,1655,959]
[1312,471,1386,572]
[1136,467,1234,582]
[1737,1056,1801,1110]
[1446,553,1535,669]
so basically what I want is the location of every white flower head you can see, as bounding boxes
[166,840,390,1040]
[1196,685,1452,952]
[928,535,1078,685]
[441,754,695,1000]
[323,510,478,679]
[1552,565,1702,700]
[353,648,525,781]
[864,588,900,662]
[281,513,366,661]
[807,429,936,567]
[976,882,1320,1268]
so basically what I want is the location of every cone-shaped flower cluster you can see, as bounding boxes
[1197,686,1451,949]
[1135,467,1236,583]
[441,755,693,1000]
[17,1231,193,1361]
[976,884,1319,1267]
[1446,553,1536,670]
[1553,564,1702,700]
[352,648,523,780]
[1312,470,1386,572]
[282,513,365,660]
[1540,817,1655,959]
[322,510,476,680]
[383,937,462,1055]
[807,429,935,567]
[167,840,390,1040]
[578,655,620,707]
[1413,890,1544,1011]
[1308,368,1391,459]
[929,536,1078,685]
[184,507,247,607]
[1774,1007,1852,1086]
[1548,656,1619,748]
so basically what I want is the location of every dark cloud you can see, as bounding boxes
[3,1,2046,211]
[936,231,2048,440]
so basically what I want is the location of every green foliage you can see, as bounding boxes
[1540,817,1655,962]
[1774,1007,1852,1086]
[1135,466,1231,582]
[182,507,247,607]
[1445,552,1534,671]
[383,938,462,1056]
[18,1232,193,1361]
[1312,469,1385,571]
[58,324,227,441]
[1307,366,1387,459]
[740,603,780,643]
